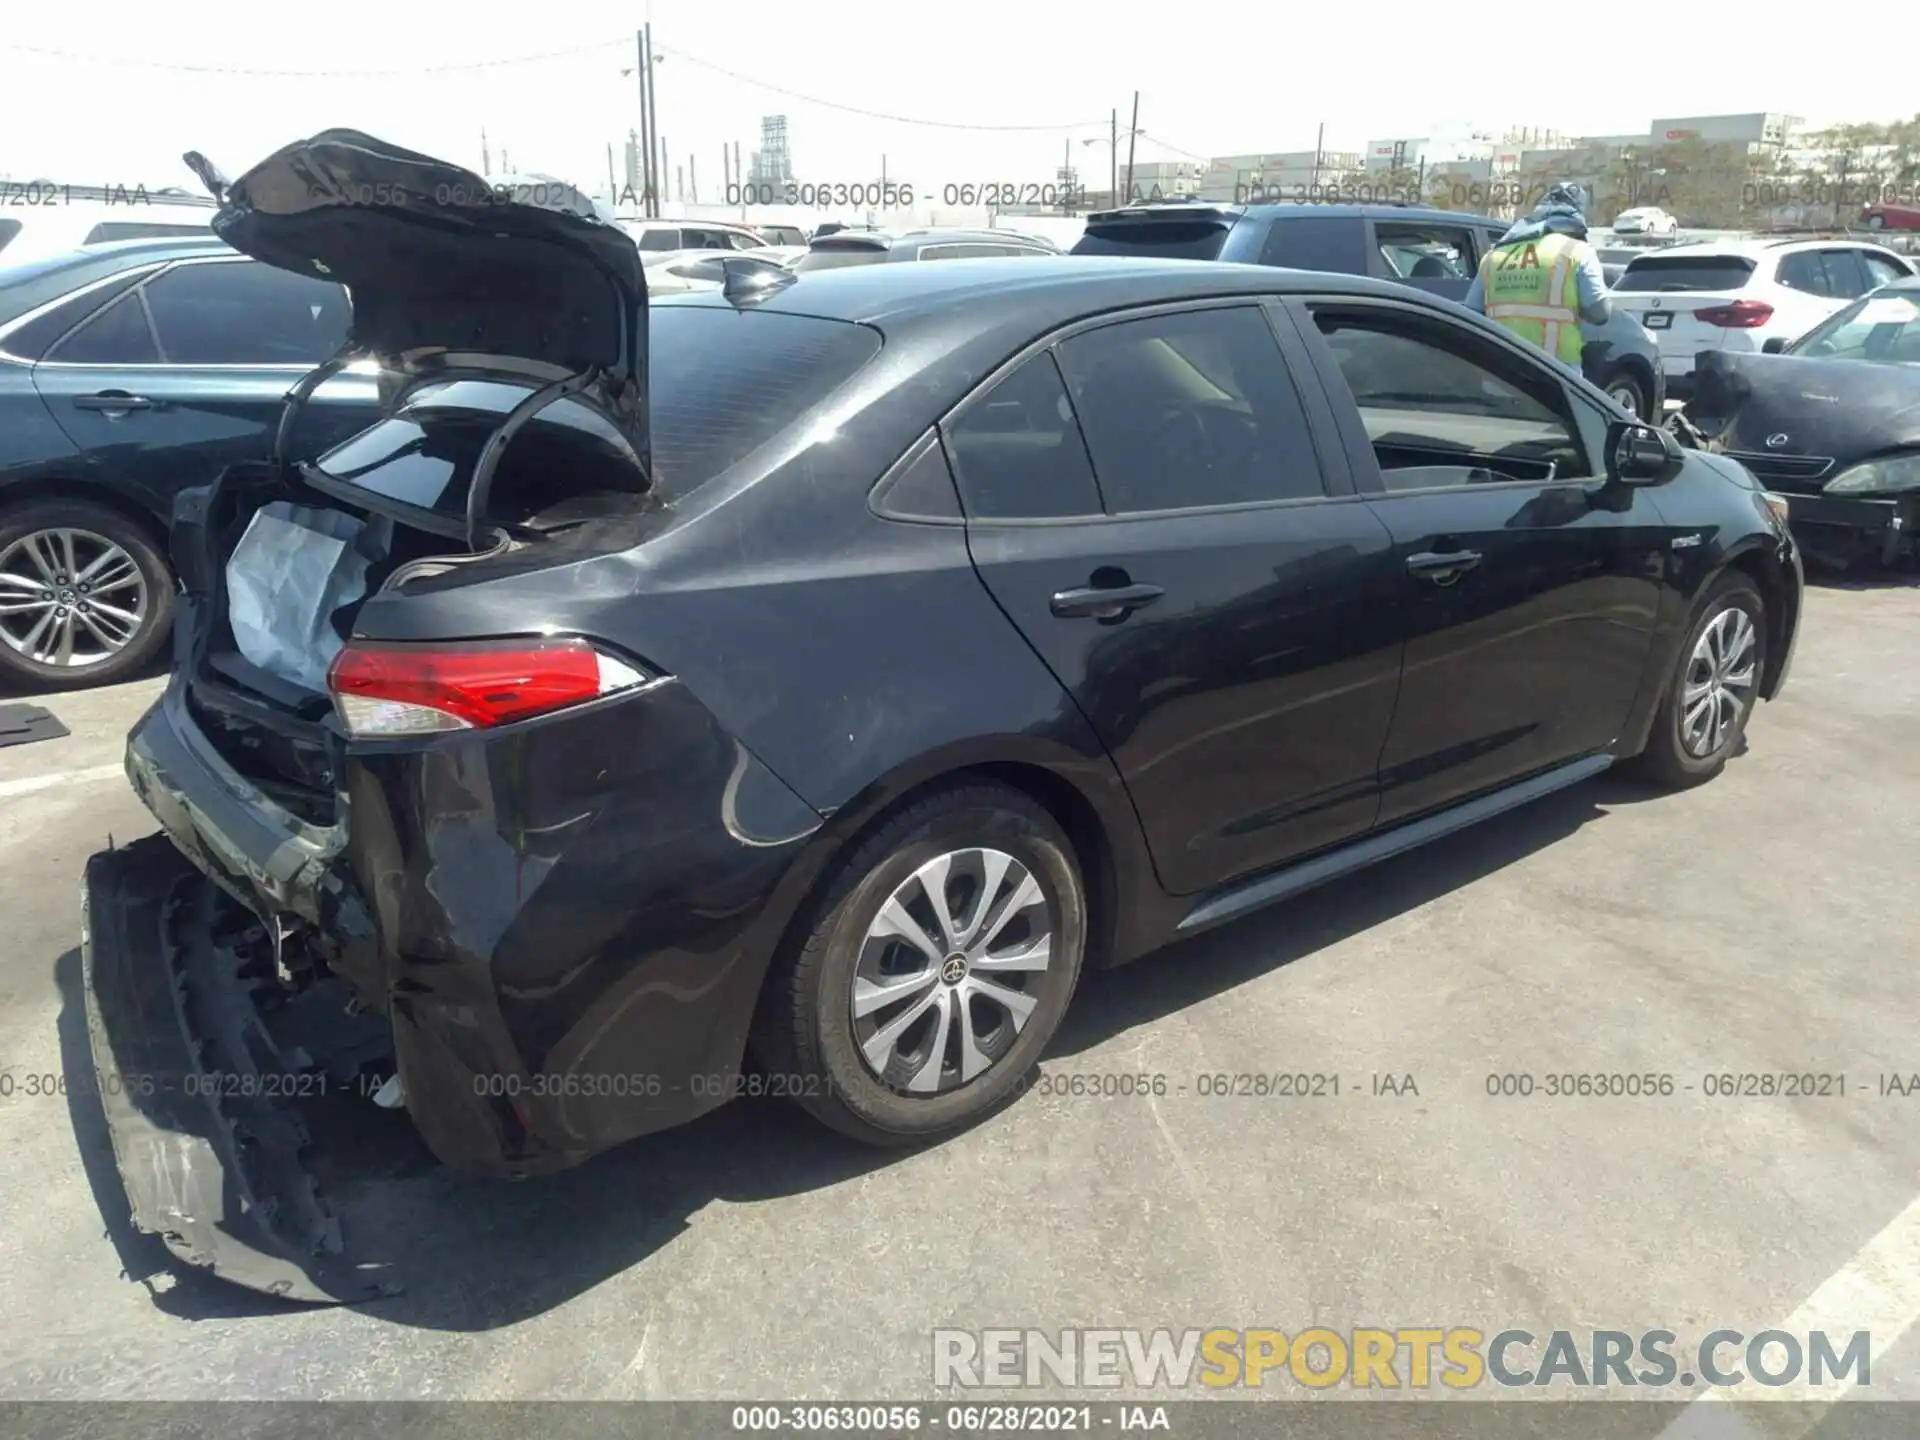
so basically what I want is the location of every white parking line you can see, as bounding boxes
[0,763,126,801]
[1656,1190,1920,1436]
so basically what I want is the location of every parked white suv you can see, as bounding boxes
[0,186,216,266]
[618,218,768,253]
[1610,238,1917,397]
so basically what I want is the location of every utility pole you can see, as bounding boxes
[606,143,617,206]
[1110,109,1118,201]
[659,132,669,206]
[722,146,731,195]
[733,141,742,192]
[1124,91,1140,206]
[676,163,684,204]
[1312,121,1325,188]
[481,129,492,177]
[643,25,662,218]
[690,155,698,204]
[635,31,655,216]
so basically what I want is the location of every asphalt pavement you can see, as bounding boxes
[1,577,1918,1436]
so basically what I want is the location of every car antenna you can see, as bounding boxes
[718,256,797,305]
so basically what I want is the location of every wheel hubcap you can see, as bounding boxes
[852,847,1054,1095]
[0,527,148,669]
[1609,383,1641,417]
[1681,606,1758,758]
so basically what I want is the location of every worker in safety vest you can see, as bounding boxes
[1463,182,1610,370]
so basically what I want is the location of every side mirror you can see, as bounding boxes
[1762,337,1788,354]
[1608,419,1680,485]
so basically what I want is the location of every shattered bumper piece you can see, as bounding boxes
[81,835,400,1303]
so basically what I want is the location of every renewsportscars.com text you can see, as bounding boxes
[933,1327,1871,1391]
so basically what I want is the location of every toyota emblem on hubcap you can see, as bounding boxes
[940,954,969,985]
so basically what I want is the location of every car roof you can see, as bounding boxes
[1630,236,1893,261]
[660,253,1429,327]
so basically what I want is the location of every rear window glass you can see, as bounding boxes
[1070,221,1232,261]
[1614,256,1756,292]
[312,306,883,518]
[792,245,889,271]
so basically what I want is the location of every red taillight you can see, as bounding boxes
[1694,299,1774,328]
[327,638,649,737]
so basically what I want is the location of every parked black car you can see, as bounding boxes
[1071,203,1667,420]
[792,227,1056,270]
[0,236,375,689]
[86,131,1801,1302]
[1685,277,1920,567]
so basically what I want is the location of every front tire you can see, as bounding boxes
[1867,213,1886,230]
[753,782,1087,1146]
[0,498,173,692]
[1631,573,1767,789]
[1604,370,1651,420]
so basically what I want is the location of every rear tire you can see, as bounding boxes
[0,498,173,692]
[1629,573,1767,790]
[752,782,1086,1147]
[1867,213,1886,230]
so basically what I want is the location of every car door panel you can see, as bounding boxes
[949,305,1405,896]
[31,258,377,519]
[1280,296,1666,824]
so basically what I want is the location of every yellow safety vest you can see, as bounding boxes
[1479,231,1588,365]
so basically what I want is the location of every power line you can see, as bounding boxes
[660,46,1108,133]
[0,37,627,77]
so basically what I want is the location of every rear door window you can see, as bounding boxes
[1258,216,1365,273]
[1614,256,1756,292]
[1777,251,1864,298]
[1054,305,1328,512]
[634,227,681,251]
[141,260,350,365]
[943,352,1103,520]
[44,291,160,364]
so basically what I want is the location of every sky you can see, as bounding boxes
[3,3,1908,201]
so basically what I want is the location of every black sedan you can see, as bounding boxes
[1685,278,1920,567]
[85,130,1802,1302]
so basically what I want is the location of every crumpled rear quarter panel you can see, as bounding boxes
[346,677,823,1174]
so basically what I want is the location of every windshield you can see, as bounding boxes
[1790,289,1920,361]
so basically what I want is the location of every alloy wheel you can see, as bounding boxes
[1680,606,1758,758]
[0,527,150,670]
[1607,380,1643,418]
[852,847,1055,1095]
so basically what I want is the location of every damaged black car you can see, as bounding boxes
[83,130,1804,1305]
[1684,277,1920,568]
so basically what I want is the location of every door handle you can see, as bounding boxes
[1406,549,1482,584]
[1049,581,1165,620]
[72,392,157,413]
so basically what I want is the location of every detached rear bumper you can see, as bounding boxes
[81,836,402,1302]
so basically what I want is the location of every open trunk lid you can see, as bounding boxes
[186,128,651,494]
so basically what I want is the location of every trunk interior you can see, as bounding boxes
[177,462,477,826]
